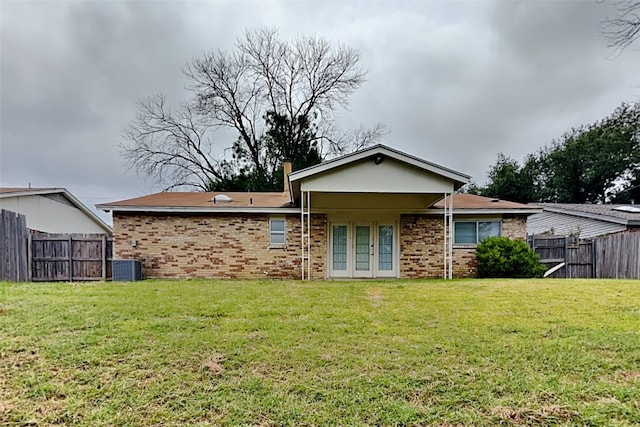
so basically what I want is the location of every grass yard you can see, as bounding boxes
[1,279,639,426]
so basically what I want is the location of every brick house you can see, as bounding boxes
[98,145,539,279]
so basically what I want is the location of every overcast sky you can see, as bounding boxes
[1,0,638,224]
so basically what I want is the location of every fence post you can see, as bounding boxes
[14,212,19,281]
[68,235,73,282]
[101,234,107,280]
[591,239,596,278]
[27,232,32,282]
[564,237,568,278]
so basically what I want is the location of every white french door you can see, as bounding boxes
[353,224,373,278]
[376,224,395,277]
[329,222,397,278]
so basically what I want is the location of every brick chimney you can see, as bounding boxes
[283,159,292,195]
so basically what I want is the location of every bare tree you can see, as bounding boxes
[122,95,222,191]
[123,28,385,191]
[603,0,640,52]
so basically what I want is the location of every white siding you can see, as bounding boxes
[300,157,455,193]
[0,195,107,234]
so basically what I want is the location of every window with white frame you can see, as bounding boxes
[454,221,501,244]
[269,218,286,246]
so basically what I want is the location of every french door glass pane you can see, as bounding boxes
[378,225,393,270]
[332,225,347,270]
[355,226,370,271]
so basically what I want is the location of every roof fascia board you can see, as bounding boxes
[309,208,541,215]
[539,206,630,225]
[102,207,543,215]
[0,188,66,199]
[289,145,471,184]
[98,206,301,214]
[425,208,543,215]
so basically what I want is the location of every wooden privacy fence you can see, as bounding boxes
[0,208,112,282]
[594,232,640,279]
[31,233,113,281]
[529,232,640,279]
[0,209,29,282]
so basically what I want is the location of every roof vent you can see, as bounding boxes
[212,194,232,203]
[491,199,500,203]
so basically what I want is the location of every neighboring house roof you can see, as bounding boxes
[430,194,542,215]
[97,192,298,214]
[0,187,112,234]
[527,203,640,238]
[0,187,58,195]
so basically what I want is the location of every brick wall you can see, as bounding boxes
[113,211,528,280]
[399,214,529,279]
[501,215,527,239]
[399,215,444,278]
[113,213,327,279]
[452,248,477,278]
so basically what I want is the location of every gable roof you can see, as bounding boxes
[290,144,470,183]
[531,203,640,226]
[0,187,113,234]
[97,192,297,213]
[430,193,542,214]
[288,144,470,200]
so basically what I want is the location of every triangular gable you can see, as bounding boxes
[288,145,470,202]
[0,187,112,234]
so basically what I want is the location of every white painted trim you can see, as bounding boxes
[425,208,542,215]
[327,220,399,279]
[453,220,502,245]
[328,223,350,278]
[307,208,541,215]
[101,205,538,216]
[374,222,398,278]
[353,223,374,278]
[268,216,286,247]
[0,188,66,199]
[289,144,471,184]
[100,206,301,214]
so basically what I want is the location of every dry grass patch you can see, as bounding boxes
[202,352,226,376]
[490,405,581,425]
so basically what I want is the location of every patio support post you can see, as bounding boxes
[443,192,453,279]
[301,191,311,280]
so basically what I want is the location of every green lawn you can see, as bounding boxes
[1,279,639,426]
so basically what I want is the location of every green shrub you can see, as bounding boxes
[476,237,545,278]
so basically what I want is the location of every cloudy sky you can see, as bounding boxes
[1,0,638,223]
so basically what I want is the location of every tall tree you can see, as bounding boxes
[469,154,532,203]
[209,111,322,191]
[472,102,640,203]
[123,28,385,191]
